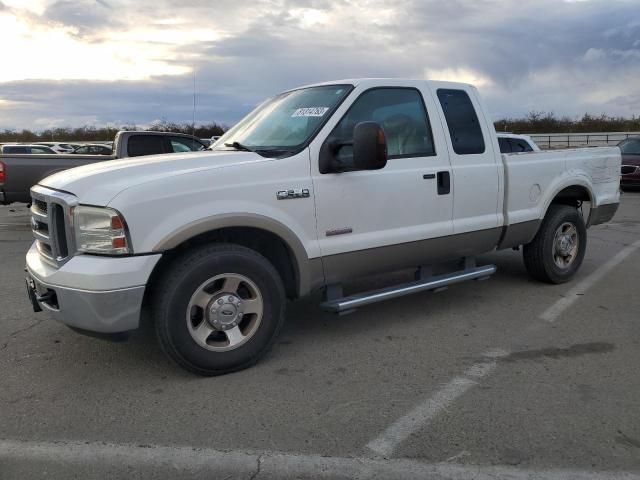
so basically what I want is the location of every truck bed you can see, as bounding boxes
[503,146,621,227]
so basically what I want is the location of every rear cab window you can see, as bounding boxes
[436,89,485,155]
[127,135,165,157]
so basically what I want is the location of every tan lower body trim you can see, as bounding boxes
[320,228,502,285]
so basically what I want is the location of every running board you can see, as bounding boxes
[320,264,497,314]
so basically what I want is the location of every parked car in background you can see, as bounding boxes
[37,143,78,154]
[1,131,208,204]
[618,136,640,190]
[72,144,113,155]
[497,133,540,154]
[1,145,58,154]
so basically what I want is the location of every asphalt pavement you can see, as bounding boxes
[1,193,639,479]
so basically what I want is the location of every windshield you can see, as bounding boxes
[212,84,352,156]
[619,138,640,155]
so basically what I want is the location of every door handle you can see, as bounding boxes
[437,171,450,195]
[422,173,436,179]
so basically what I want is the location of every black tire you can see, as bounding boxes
[152,243,285,376]
[523,205,587,284]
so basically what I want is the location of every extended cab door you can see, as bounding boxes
[431,84,503,236]
[309,83,454,283]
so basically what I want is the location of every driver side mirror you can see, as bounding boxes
[319,121,388,174]
[352,121,388,171]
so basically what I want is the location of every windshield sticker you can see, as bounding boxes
[291,107,330,117]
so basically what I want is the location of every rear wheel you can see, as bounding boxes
[153,243,286,376]
[523,205,587,284]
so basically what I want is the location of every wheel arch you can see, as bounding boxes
[548,184,594,208]
[541,181,595,222]
[513,182,593,246]
[147,214,322,300]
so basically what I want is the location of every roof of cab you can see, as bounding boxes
[285,78,478,93]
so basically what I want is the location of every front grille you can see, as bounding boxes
[33,199,48,215]
[621,165,639,175]
[30,186,77,268]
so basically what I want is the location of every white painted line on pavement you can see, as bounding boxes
[366,376,475,457]
[364,241,640,460]
[365,349,508,457]
[540,239,640,322]
[1,438,639,480]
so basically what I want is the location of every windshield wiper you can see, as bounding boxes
[222,142,294,158]
[224,141,256,152]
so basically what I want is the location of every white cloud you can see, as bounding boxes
[2,0,48,14]
[424,68,495,88]
[1,0,640,129]
[288,8,329,27]
[0,11,194,81]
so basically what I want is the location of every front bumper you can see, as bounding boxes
[26,243,161,333]
[26,274,146,333]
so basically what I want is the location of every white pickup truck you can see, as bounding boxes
[25,79,621,375]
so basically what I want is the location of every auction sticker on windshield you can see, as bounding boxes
[291,107,330,117]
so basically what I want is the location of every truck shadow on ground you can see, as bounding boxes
[9,242,560,381]
[116,250,540,377]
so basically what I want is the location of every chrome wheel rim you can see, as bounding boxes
[553,222,579,269]
[186,273,263,352]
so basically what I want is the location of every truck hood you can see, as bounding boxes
[40,150,265,205]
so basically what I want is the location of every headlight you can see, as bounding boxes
[73,206,131,255]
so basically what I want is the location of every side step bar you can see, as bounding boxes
[320,264,496,314]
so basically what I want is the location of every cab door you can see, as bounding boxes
[309,84,454,283]
[431,84,503,235]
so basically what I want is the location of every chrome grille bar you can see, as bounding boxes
[36,240,55,261]
[30,185,78,268]
[32,228,50,242]
[30,205,48,220]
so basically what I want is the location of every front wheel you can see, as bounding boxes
[523,205,587,284]
[153,244,286,376]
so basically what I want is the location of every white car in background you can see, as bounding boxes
[497,133,540,153]
[36,143,79,154]
[71,144,114,155]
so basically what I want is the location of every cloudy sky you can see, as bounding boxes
[0,0,639,130]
